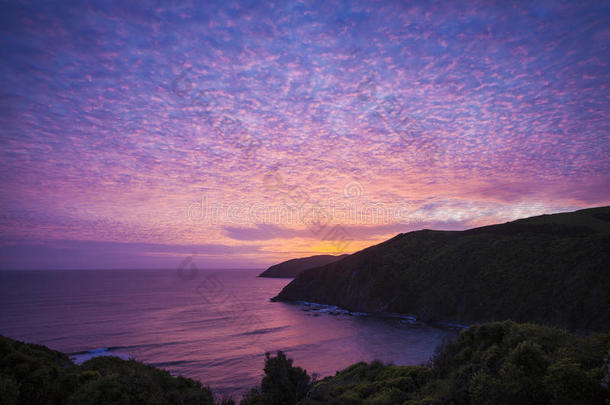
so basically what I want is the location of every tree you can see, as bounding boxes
[260,351,311,405]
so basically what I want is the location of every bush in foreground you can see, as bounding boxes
[240,351,311,405]
[297,321,609,405]
[0,335,216,405]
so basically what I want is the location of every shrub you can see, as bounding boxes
[543,359,605,404]
[0,374,19,405]
[242,351,311,405]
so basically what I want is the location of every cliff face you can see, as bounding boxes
[274,206,610,331]
[258,254,349,278]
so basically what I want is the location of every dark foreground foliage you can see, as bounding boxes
[298,321,610,405]
[240,351,312,405]
[2,321,609,404]
[0,334,216,405]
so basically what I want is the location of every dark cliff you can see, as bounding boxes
[274,206,610,331]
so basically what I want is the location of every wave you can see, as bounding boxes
[68,347,131,364]
[293,300,467,329]
[238,325,289,337]
[151,360,197,368]
[296,300,414,320]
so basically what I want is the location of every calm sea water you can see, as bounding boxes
[0,269,456,398]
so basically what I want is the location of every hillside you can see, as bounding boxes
[297,321,609,405]
[274,206,610,331]
[0,334,219,405]
[259,254,349,278]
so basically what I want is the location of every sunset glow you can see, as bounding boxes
[1,0,609,269]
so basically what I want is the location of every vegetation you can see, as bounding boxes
[274,206,610,331]
[4,321,608,404]
[281,322,609,405]
[240,351,312,405]
[0,334,217,405]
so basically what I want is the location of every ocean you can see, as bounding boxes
[0,269,457,398]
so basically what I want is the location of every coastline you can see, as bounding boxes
[277,299,469,330]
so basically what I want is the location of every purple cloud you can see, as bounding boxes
[0,0,608,268]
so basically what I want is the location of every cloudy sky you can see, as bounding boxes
[1,0,609,269]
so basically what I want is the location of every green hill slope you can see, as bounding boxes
[274,206,610,331]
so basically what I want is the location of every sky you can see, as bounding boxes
[1,0,609,269]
